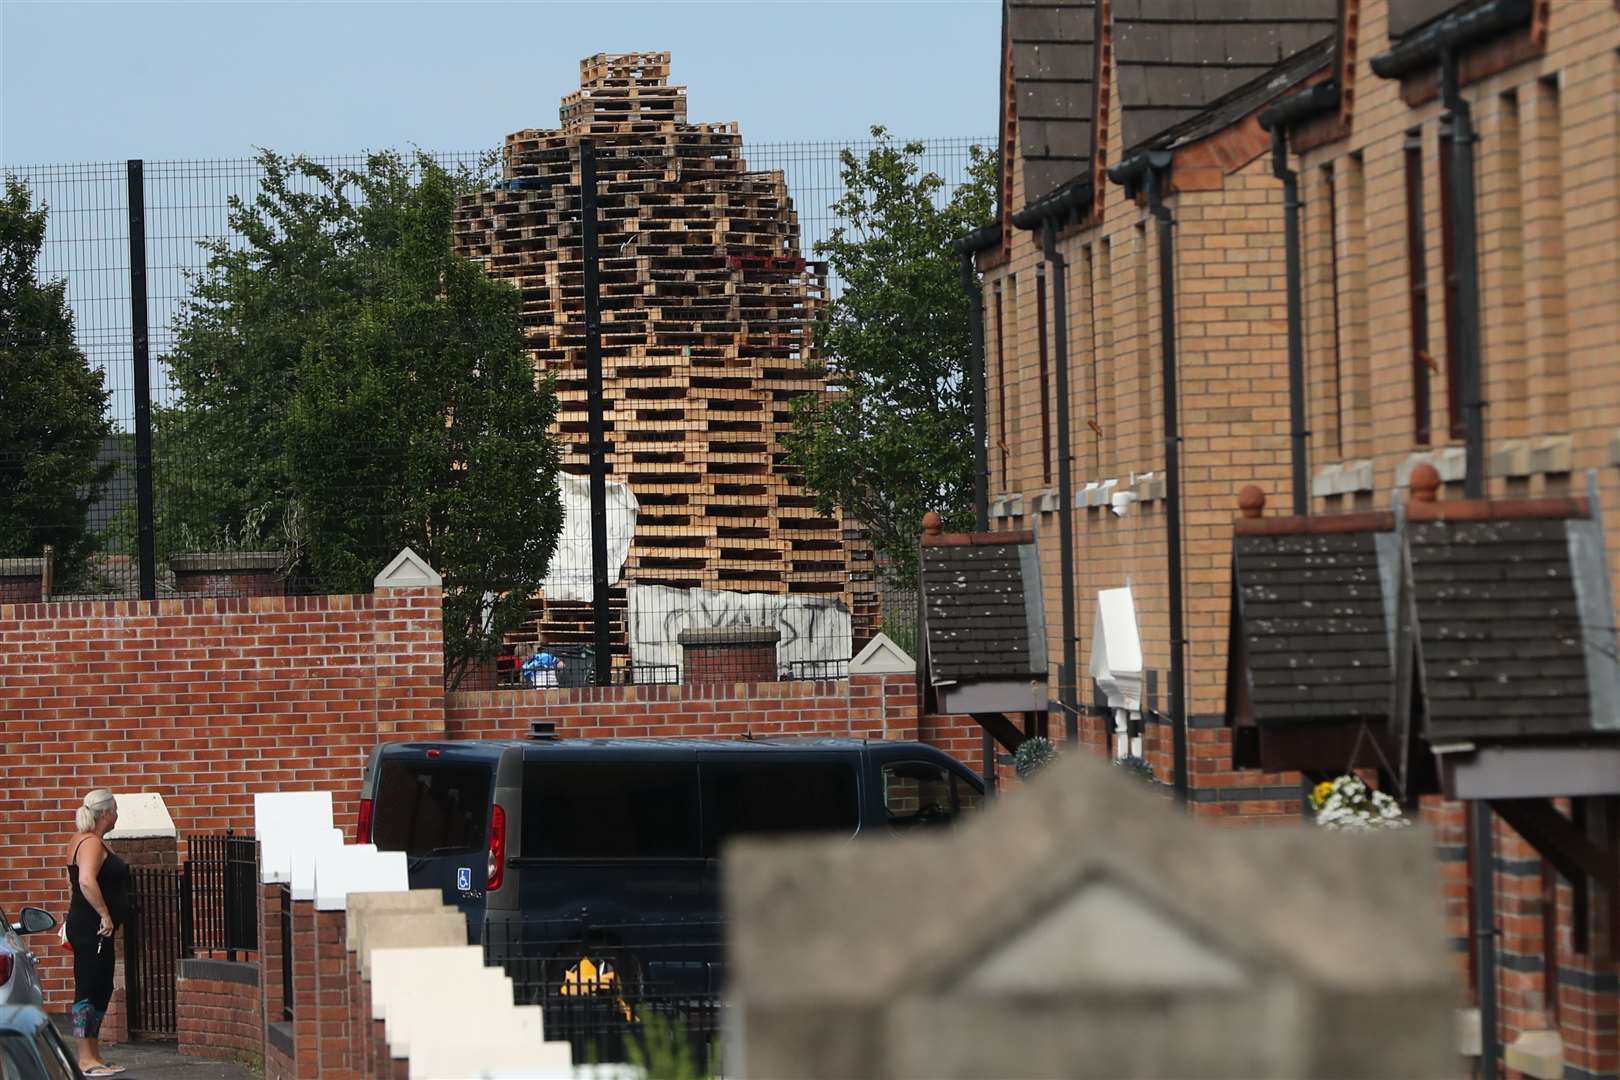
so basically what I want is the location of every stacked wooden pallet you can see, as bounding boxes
[455,52,879,661]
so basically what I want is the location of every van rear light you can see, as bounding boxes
[0,953,11,985]
[357,798,374,844]
[487,804,507,891]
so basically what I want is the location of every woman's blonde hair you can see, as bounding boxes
[75,789,116,832]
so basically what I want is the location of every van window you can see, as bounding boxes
[523,762,701,859]
[701,759,859,853]
[373,759,492,855]
[882,761,961,828]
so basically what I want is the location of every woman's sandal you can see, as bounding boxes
[83,1066,127,1076]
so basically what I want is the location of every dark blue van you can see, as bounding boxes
[357,736,985,964]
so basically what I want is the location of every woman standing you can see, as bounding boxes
[63,789,129,1077]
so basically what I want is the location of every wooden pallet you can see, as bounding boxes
[456,52,878,657]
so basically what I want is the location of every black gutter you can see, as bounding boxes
[1105,149,1188,805]
[951,223,1002,530]
[1368,0,1532,79]
[1374,11,1526,1079]
[1011,181,1090,746]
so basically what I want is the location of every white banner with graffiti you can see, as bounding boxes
[628,584,852,677]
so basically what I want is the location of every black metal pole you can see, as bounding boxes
[1145,163,1189,804]
[1442,46,1496,1080]
[127,160,156,601]
[1042,222,1080,744]
[580,139,612,687]
[1269,129,1311,517]
[1442,50,1487,501]
[960,250,990,531]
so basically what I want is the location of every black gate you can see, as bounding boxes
[122,834,259,1040]
[124,866,182,1039]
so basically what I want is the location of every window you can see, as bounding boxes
[1437,123,1464,441]
[1135,222,1154,465]
[700,759,859,852]
[522,762,701,859]
[1095,239,1113,475]
[1037,267,1052,484]
[1322,163,1346,458]
[880,761,978,829]
[1403,130,1433,445]
[994,281,1009,488]
[373,760,492,856]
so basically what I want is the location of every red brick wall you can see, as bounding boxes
[176,959,262,1069]
[0,587,444,1005]
[446,673,1005,786]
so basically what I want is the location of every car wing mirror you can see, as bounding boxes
[18,907,57,934]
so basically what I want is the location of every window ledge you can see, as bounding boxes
[1311,459,1375,498]
[1396,446,1467,489]
[1032,489,1061,514]
[1493,435,1572,478]
[1076,478,1118,509]
[990,494,1025,520]
[1503,1030,1562,1080]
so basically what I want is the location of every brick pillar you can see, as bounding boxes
[291,899,318,1078]
[258,883,286,1039]
[0,556,48,603]
[679,626,781,684]
[375,1015,391,1079]
[313,907,354,1079]
[349,955,366,1078]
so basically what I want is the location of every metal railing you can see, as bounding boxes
[483,917,725,1069]
[183,830,258,959]
[280,882,294,1023]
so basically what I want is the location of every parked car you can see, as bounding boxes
[358,736,985,942]
[0,907,56,1008]
[0,1004,82,1079]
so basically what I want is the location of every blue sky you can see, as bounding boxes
[2,1,1000,164]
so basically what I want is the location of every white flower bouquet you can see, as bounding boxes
[1309,774,1410,831]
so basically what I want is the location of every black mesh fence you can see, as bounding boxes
[5,119,978,679]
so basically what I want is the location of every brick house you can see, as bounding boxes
[1242,2,1620,1076]
[976,0,1338,815]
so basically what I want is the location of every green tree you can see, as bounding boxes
[0,177,114,587]
[160,151,563,686]
[784,128,997,587]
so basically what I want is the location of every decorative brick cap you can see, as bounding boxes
[678,626,782,647]
[1238,485,1266,519]
[921,510,944,537]
[1409,463,1441,503]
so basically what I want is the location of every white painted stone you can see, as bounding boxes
[254,791,335,884]
[850,632,915,675]
[105,792,175,840]
[346,890,445,951]
[314,843,410,910]
[288,829,344,901]
[358,911,467,979]
[385,966,513,1056]
[369,946,489,1022]
[374,546,443,589]
[406,1009,569,1079]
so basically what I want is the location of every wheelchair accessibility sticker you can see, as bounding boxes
[457,866,472,890]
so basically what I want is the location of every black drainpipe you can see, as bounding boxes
[1106,150,1187,803]
[1373,7,1529,1076]
[1259,80,1339,822]
[1258,82,1337,517]
[1011,180,1090,744]
[952,223,1002,531]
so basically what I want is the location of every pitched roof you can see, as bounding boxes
[1387,0,1468,39]
[1113,0,1339,152]
[1007,0,1098,208]
[1403,495,1619,741]
[920,531,1046,683]
[1229,512,1400,727]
